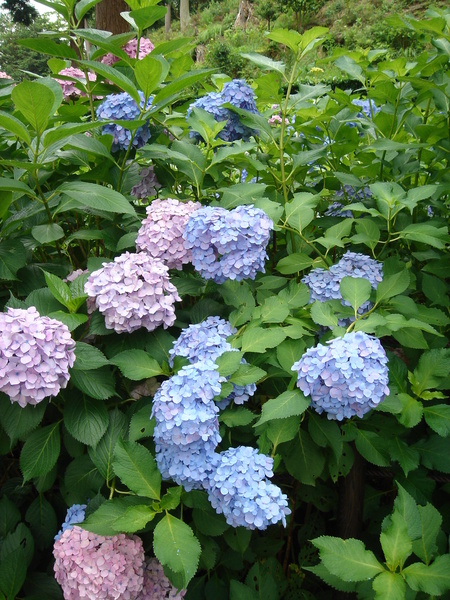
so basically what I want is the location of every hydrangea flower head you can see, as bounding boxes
[96,91,152,151]
[352,98,381,119]
[292,331,389,420]
[138,558,186,599]
[324,186,372,217]
[55,67,96,100]
[53,525,145,599]
[136,198,201,269]
[206,446,291,530]
[101,37,154,66]
[55,504,87,542]
[188,79,259,142]
[183,205,273,283]
[84,252,180,333]
[0,307,76,407]
[131,166,161,200]
[0,71,12,79]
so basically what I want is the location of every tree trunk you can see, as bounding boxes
[95,0,129,34]
[180,0,190,34]
[165,2,171,38]
[234,0,252,29]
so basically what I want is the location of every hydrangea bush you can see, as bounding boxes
[0,5,448,600]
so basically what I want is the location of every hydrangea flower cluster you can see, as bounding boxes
[152,361,223,490]
[302,251,383,318]
[324,202,354,218]
[0,71,12,79]
[292,331,389,420]
[183,204,273,283]
[0,307,76,407]
[324,186,372,217]
[136,198,201,269]
[53,506,145,600]
[131,166,161,200]
[188,79,259,142]
[206,446,291,529]
[84,252,180,333]
[54,504,87,542]
[55,67,96,100]
[96,91,152,152]
[101,37,154,65]
[138,558,186,600]
[352,98,381,119]
[169,316,256,408]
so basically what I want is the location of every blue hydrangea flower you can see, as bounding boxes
[324,202,354,218]
[96,91,152,151]
[152,361,223,490]
[188,79,259,142]
[324,186,372,217]
[54,504,87,541]
[292,331,389,420]
[348,99,381,127]
[169,316,256,409]
[183,205,273,283]
[206,446,291,530]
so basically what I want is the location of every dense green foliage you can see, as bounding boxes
[0,1,449,599]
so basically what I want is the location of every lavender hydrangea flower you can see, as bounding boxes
[138,558,186,599]
[131,166,161,200]
[152,361,223,490]
[84,252,180,334]
[206,446,291,530]
[352,98,381,119]
[101,37,154,66]
[55,67,97,100]
[169,316,256,408]
[188,79,259,142]
[96,91,152,152]
[54,504,87,542]
[53,516,145,600]
[324,186,372,217]
[292,331,389,420]
[183,205,273,283]
[136,198,201,269]
[0,307,76,407]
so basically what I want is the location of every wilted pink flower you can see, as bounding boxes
[55,67,96,100]
[0,307,76,407]
[53,526,145,600]
[101,37,154,66]
[137,558,186,599]
[136,198,201,270]
[84,252,180,333]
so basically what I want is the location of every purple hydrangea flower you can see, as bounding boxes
[169,316,256,408]
[138,558,186,599]
[292,331,389,420]
[183,205,273,283]
[131,166,161,200]
[188,79,259,142]
[352,98,381,119]
[0,307,76,407]
[96,91,152,152]
[206,446,291,530]
[55,504,87,542]
[84,252,180,334]
[324,185,372,217]
[53,522,145,600]
[101,37,154,66]
[152,361,223,490]
[55,67,97,100]
[136,198,201,269]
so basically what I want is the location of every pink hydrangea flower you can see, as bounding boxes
[136,198,201,269]
[55,67,97,100]
[0,307,76,407]
[53,526,145,600]
[101,37,154,66]
[84,252,180,333]
[0,71,12,79]
[131,166,161,200]
[137,558,186,599]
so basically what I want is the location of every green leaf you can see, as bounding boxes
[135,55,164,99]
[423,405,450,437]
[415,435,450,473]
[152,68,215,107]
[410,349,450,396]
[256,390,309,427]
[399,224,449,249]
[153,514,201,588]
[276,338,306,374]
[265,416,300,447]
[308,413,343,462]
[74,0,102,20]
[240,327,286,353]
[0,548,27,600]
[215,351,243,377]
[392,328,428,350]
[113,439,161,500]
[20,423,60,482]
[283,429,325,485]
[397,393,423,428]
[64,396,109,447]
[73,342,109,371]
[63,455,103,506]
[372,572,406,600]
[355,429,390,467]
[380,511,412,570]
[388,437,419,476]
[340,277,372,312]
[70,367,116,400]
[276,253,314,274]
[110,350,163,380]
[42,270,72,309]
[81,497,148,536]
[260,296,290,323]
[0,110,31,144]
[229,364,266,386]
[375,269,410,303]
[78,60,139,103]
[240,52,285,75]
[88,409,127,482]
[0,497,21,538]
[0,240,29,280]
[56,182,136,216]
[0,396,47,443]
[112,504,157,533]
[128,405,154,443]
[11,80,59,134]
[128,5,167,29]
[403,555,450,595]
[220,407,255,427]
[334,56,365,83]
[266,28,302,53]
[411,503,442,565]
[31,224,65,245]
[285,200,314,233]
[25,496,58,551]
[310,301,339,328]
[18,37,78,59]
[47,312,88,332]
[313,536,384,581]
